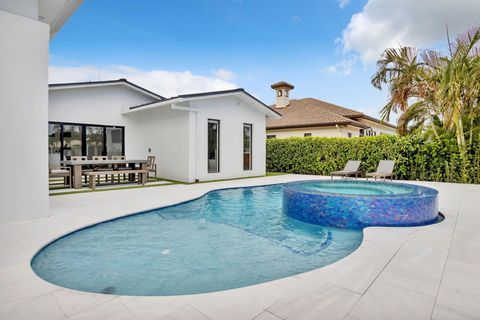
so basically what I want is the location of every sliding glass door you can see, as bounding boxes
[208,119,220,173]
[48,122,124,162]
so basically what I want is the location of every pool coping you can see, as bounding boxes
[1,174,479,319]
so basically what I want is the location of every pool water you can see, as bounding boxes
[32,185,363,296]
[297,181,415,195]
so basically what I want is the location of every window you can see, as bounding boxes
[363,128,377,137]
[48,122,124,162]
[284,90,289,97]
[277,90,282,97]
[359,129,364,137]
[208,119,220,173]
[267,135,276,139]
[304,133,312,137]
[243,123,252,171]
[347,133,352,138]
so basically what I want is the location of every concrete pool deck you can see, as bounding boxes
[0,174,479,319]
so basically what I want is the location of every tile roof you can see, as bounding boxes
[266,98,396,129]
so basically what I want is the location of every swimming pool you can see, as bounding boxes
[31,181,440,296]
[32,184,363,296]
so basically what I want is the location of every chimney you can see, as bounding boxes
[271,81,294,108]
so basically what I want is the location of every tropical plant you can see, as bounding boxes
[372,25,480,157]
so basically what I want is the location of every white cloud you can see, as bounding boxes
[322,58,356,76]
[292,15,301,22]
[49,65,237,98]
[341,0,480,63]
[212,68,235,81]
[337,0,350,9]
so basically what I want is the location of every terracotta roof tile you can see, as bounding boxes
[266,98,395,129]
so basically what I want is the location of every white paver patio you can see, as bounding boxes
[0,174,478,319]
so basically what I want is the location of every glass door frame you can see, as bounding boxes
[48,121,125,160]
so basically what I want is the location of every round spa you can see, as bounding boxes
[283,180,439,229]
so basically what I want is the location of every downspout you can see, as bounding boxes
[171,103,198,182]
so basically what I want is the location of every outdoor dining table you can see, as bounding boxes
[61,159,148,189]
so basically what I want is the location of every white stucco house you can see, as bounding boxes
[0,0,82,223]
[49,79,281,183]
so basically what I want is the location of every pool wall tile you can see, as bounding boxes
[283,181,439,230]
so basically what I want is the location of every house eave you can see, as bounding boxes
[49,79,165,101]
[123,88,281,119]
[352,114,397,129]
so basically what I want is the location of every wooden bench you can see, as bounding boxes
[86,169,148,190]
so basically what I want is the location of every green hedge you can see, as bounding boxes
[266,135,480,184]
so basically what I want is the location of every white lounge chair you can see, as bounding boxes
[366,160,396,181]
[331,160,362,179]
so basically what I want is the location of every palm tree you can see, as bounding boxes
[436,26,480,154]
[372,25,480,156]
[371,47,441,139]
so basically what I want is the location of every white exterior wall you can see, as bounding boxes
[267,125,361,138]
[0,9,49,223]
[192,96,267,182]
[49,86,155,125]
[356,118,397,135]
[126,107,191,182]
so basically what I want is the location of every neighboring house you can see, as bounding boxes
[0,0,82,223]
[49,79,280,183]
[266,81,397,139]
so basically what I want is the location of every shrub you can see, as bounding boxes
[266,135,480,184]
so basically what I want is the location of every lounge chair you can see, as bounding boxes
[366,160,396,181]
[331,160,361,179]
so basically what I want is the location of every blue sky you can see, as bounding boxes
[50,0,480,120]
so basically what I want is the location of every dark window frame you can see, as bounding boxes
[267,134,276,139]
[48,121,125,160]
[243,123,253,171]
[304,133,312,137]
[207,119,220,173]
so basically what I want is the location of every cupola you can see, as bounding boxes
[271,81,294,108]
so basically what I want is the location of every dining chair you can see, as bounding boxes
[146,156,157,181]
